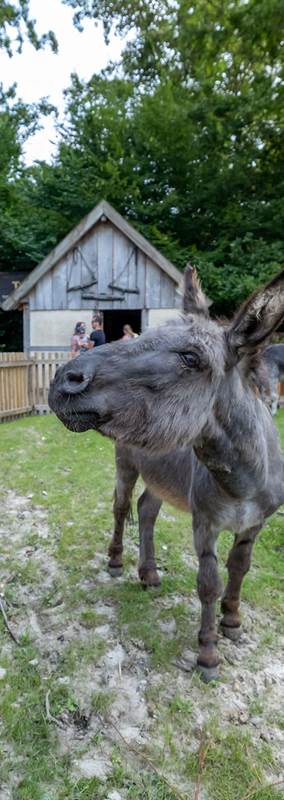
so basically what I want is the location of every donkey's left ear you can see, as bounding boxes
[226,270,284,359]
[183,263,211,317]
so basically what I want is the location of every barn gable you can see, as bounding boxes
[27,220,178,313]
[2,201,182,351]
[3,201,182,312]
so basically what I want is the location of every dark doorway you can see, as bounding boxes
[0,310,23,351]
[103,310,141,343]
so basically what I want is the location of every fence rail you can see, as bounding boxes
[0,352,71,420]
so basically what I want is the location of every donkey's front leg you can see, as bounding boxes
[220,525,261,640]
[194,526,222,681]
[108,455,138,577]
[137,489,162,587]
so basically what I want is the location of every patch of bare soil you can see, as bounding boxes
[0,489,284,797]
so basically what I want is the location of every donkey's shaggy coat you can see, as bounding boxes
[49,268,284,680]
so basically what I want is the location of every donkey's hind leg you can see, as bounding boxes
[137,489,162,588]
[220,525,261,640]
[108,450,138,577]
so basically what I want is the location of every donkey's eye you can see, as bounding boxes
[180,352,201,369]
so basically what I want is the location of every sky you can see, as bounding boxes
[0,0,126,164]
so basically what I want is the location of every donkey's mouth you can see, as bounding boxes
[56,410,111,433]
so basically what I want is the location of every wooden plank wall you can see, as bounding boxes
[0,352,71,419]
[28,223,178,311]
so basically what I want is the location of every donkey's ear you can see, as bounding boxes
[226,270,284,359]
[183,263,210,317]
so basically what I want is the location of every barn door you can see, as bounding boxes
[103,310,141,342]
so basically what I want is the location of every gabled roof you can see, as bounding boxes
[3,200,182,310]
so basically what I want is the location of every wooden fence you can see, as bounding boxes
[0,352,71,420]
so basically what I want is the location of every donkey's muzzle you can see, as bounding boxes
[48,358,96,414]
[58,368,92,395]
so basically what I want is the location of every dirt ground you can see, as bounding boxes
[0,488,284,799]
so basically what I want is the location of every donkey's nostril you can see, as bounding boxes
[62,369,92,395]
[66,370,86,384]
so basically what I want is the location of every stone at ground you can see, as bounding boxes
[73,753,112,780]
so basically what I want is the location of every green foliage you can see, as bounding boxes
[65,0,281,300]
[0,84,55,271]
[1,0,284,330]
[18,0,284,314]
[0,3,57,289]
[0,0,57,55]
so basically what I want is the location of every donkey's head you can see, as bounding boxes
[49,267,284,453]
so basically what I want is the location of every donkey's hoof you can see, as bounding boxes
[139,569,161,589]
[108,564,123,577]
[220,623,241,642]
[196,663,219,683]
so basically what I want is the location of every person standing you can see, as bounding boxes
[71,322,89,356]
[89,313,106,348]
[121,324,138,341]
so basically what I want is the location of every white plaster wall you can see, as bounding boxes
[147,308,181,328]
[30,307,182,349]
[30,310,94,349]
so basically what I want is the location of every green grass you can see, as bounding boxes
[185,727,282,800]
[0,641,55,799]
[0,413,284,799]
[91,689,114,716]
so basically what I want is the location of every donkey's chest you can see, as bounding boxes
[218,499,263,534]
[136,449,192,512]
[146,481,190,512]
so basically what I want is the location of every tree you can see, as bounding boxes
[0,1,58,349]
[63,0,284,83]
[0,0,58,269]
[2,0,284,319]
[0,83,55,270]
[57,0,284,311]
[0,83,56,349]
[0,0,57,55]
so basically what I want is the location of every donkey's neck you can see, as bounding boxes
[194,369,270,499]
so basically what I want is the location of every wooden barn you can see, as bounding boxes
[3,200,182,351]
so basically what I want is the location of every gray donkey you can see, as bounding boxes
[261,344,284,415]
[49,268,284,681]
